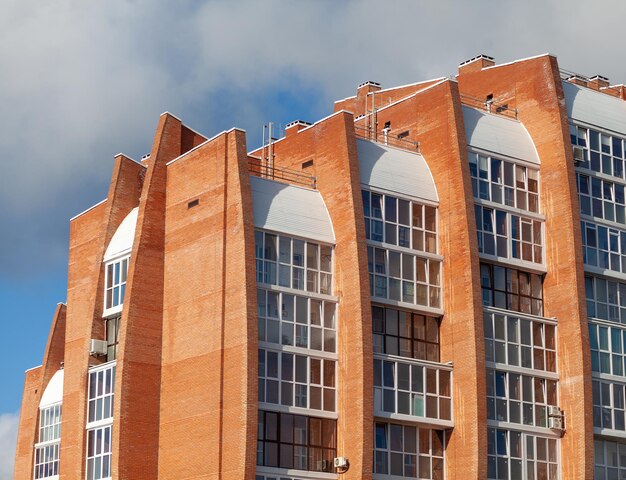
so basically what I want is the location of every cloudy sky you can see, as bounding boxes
[2,0,625,474]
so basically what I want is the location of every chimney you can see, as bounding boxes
[566,75,588,87]
[285,120,312,138]
[458,54,495,75]
[589,75,610,91]
[357,81,381,100]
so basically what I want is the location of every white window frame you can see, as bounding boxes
[488,427,559,480]
[372,421,445,479]
[103,255,129,317]
[373,354,452,428]
[258,347,337,416]
[34,402,62,480]
[85,425,112,480]
[469,150,540,214]
[255,231,333,296]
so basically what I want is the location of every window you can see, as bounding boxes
[373,357,451,421]
[105,316,121,362]
[34,443,60,479]
[589,321,626,376]
[104,257,129,311]
[362,190,438,254]
[258,349,336,412]
[594,439,626,479]
[469,152,540,213]
[38,404,62,444]
[34,404,62,479]
[255,231,332,295]
[486,369,557,428]
[593,379,626,431]
[87,364,116,424]
[484,311,556,372]
[480,263,543,316]
[256,411,336,473]
[372,306,440,361]
[581,221,626,273]
[373,422,444,478]
[475,205,543,264]
[577,173,626,224]
[586,275,626,323]
[488,428,558,480]
[367,246,441,309]
[257,289,336,353]
[571,124,626,180]
[86,425,112,480]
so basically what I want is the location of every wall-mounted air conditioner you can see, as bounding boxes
[89,339,107,356]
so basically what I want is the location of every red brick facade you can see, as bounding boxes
[17,54,620,480]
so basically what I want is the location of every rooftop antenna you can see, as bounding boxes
[261,122,281,179]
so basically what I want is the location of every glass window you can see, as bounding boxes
[373,422,445,478]
[368,246,441,309]
[87,364,116,425]
[480,263,543,316]
[572,124,626,181]
[373,358,451,421]
[372,305,440,361]
[256,411,336,473]
[582,220,626,274]
[594,439,626,479]
[105,316,121,362]
[257,289,336,353]
[592,379,626,432]
[486,368,557,428]
[104,257,129,311]
[258,349,336,412]
[469,152,540,213]
[86,425,112,480]
[475,205,543,265]
[362,190,438,254]
[488,428,558,480]
[484,311,556,372]
[255,231,333,295]
[34,403,62,479]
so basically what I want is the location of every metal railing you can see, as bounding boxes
[248,158,317,189]
[354,125,420,153]
[460,93,518,119]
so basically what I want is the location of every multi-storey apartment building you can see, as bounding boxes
[13,53,626,479]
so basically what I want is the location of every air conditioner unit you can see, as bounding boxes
[89,339,108,356]
[547,405,561,417]
[334,456,349,468]
[548,416,563,430]
[573,145,585,164]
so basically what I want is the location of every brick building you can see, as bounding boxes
[13,53,626,479]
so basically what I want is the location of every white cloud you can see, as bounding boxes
[0,412,19,479]
[1,0,626,278]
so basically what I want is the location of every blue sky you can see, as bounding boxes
[2,0,626,475]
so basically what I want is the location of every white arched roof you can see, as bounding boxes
[250,176,335,244]
[104,207,138,262]
[463,106,540,164]
[357,139,438,203]
[563,80,626,135]
[39,369,64,408]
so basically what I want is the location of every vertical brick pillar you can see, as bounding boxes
[14,304,66,480]
[60,153,144,480]
[158,128,257,479]
[458,54,594,479]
